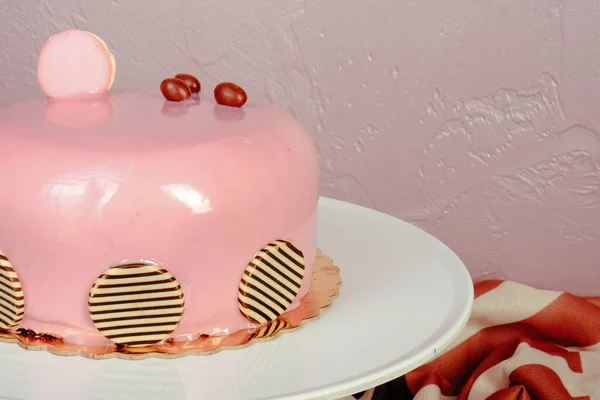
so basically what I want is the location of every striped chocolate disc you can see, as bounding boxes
[88,262,184,347]
[0,253,25,329]
[251,319,290,340]
[238,240,305,324]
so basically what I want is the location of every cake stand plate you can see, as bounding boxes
[0,197,473,400]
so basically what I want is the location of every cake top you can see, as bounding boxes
[0,29,302,152]
[0,91,296,152]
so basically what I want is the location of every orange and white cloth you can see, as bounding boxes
[345,280,600,400]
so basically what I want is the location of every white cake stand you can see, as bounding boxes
[0,197,473,400]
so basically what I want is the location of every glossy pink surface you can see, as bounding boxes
[37,29,114,99]
[0,91,319,345]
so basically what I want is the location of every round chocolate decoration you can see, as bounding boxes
[251,319,290,340]
[88,262,184,347]
[238,240,305,324]
[0,253,25,330]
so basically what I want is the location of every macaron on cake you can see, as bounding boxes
[37,29,116,99]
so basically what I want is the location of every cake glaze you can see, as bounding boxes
[0,90,319,346]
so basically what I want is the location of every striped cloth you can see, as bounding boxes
[343,280,600,400]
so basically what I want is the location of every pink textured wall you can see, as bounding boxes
[1,1,599,294]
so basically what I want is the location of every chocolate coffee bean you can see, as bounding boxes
[160,78,192,102]
[214,82,247,107]
[174,73,201,93]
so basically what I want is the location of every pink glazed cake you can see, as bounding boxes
[0,29,319,349]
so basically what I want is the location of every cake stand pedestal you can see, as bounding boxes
[0,197,473,400]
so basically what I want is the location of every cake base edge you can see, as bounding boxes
[0,249,341,360]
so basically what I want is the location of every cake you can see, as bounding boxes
[0,29,320,350]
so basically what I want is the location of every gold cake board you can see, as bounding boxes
[0,249,341,360]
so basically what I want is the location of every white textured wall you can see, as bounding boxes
[1,1,599,294]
